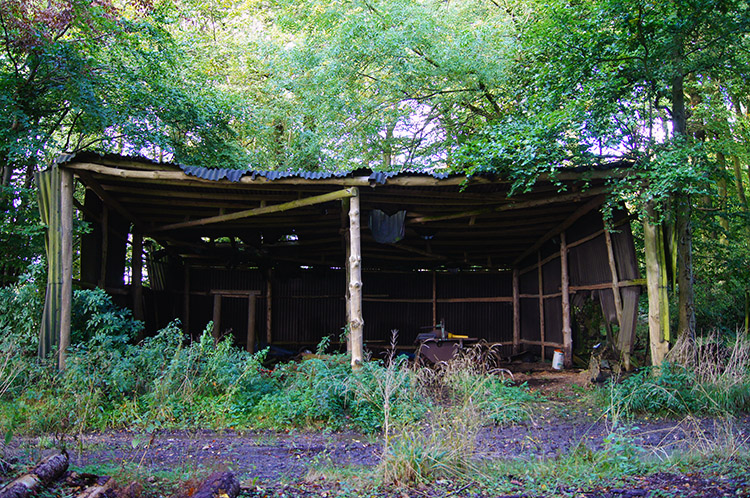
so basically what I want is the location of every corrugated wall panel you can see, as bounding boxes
[568,236,611,286]
[542,259,561,295]
[437,271,512,298]
[520,298,540,341]
[437,302,513,342]
[544,296,563,345]
[364,301,431,345]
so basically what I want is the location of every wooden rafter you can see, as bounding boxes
[410,187,607,224]
[151,188,357,232]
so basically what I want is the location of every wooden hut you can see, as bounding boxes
[37,153,645,369]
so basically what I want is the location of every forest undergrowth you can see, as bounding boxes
[1,278,750,495]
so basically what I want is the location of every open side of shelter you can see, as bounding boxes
[36,153,652,369]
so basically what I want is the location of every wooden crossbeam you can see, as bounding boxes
[151,188,357,232]
[410,187,608,224]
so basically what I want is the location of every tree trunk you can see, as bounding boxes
[672,63,696,342]
[643,202,670,366]
[675,194,695,340]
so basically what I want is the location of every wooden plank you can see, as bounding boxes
[513,268,520,354]
[247,294,256,353]
[520,339,564,348]
[59,169,73,370]
[348,189,364,368]
[560,231,572,367]
[151,188,357,232]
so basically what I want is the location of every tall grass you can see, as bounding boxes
[604,330,750,418]
[377,343,540,485]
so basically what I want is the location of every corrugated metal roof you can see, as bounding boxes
[55,152,456,183]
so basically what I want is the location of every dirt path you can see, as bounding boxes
[6,415,749,485]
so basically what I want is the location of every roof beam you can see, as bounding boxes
[151,188,358,233]
[410,187,608,224]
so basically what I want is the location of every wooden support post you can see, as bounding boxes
[512,268,520,354]
[132,231,144,324]
[432,271,437,327]
[560,232,572,367]
[183,266,191,335]
[348,189,364,368]
[59,169,73,370]
[212,294,222,341]
[604,230,624,326]
[98,205,108,288]
[644,202,670,366]
[605,228,633,370]
[342,198,352,352]
[537,251,545,361]
[266,269,273,345]
[247,293,257,353]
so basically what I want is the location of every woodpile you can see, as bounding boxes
[0,454,240,498]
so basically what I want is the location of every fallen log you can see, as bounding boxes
[190,472,240,498]
[77,476,115,498]
[0,452,69,498]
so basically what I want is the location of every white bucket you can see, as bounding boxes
[552,349,564,370]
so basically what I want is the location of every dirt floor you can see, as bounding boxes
[3,369,750,497]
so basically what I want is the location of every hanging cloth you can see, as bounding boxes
[369,209,406,244]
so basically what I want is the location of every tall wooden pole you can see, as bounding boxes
[644,202,670,366]
[59,169,73,370]
[537,251,545,361]
[341,198,352,352]
[560,232,572,367]
[348,189,364,368]
[512,268,520,354]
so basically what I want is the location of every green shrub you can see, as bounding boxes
[71,288,143,344]
[252,352,427,433]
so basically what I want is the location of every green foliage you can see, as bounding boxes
[0,262,45,354]
[0,187,45,286]
[252,351,426,433]
[71,288,144,344]
[604,360,750,418]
